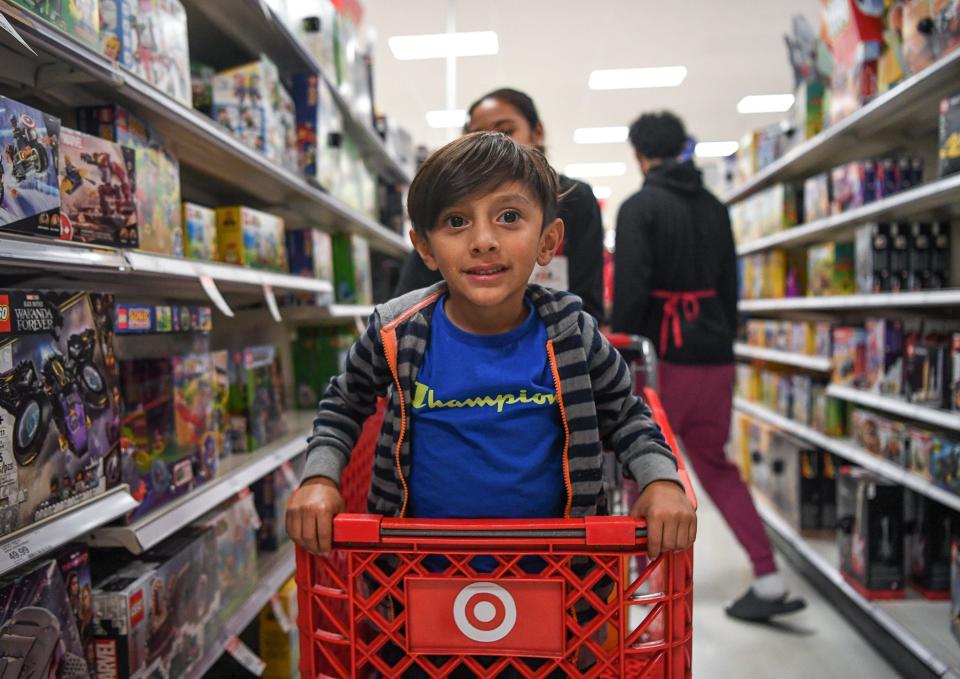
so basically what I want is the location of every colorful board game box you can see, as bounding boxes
[216,205,287,272]
[182,202,217,261]
[0,291,120,539]
[58,127,138,247]
[11,0,99,47]
[0,96,62,238]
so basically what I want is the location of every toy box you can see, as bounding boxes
[878,417,908,465]
[0,291,120,538]
[0,557,91,675]
[253,460,301,551]
[866,222,892,291]
[852,407,882,455]
[76,105,182,256]
[228,346,287,451]
[907,494,953,597]
[908,426,935,480]
[865,318,904,393]
[808,241,855,295]
[190,61,215,116]
[837,467,905,598]
[931,432,960,492]
[98,0,192,106]
[934,0,960,57]
[822,0,883,123]
[0,96,62,238]
[821,452,838,528]
[293,72,342,191]
[260,576,299,679]
[332,233,372,304]
[216,205,287,272]
[210,350,231,458]
[53,542,95,665]
[292,324,356,409]
[887,221,912,291]
[902,0,939,74]
[832,325,867,385]
[92,560,156,678]
[286,227,334,282]
[114,303,211,334]
[803,172,831,222]
[182,202,217,261]
[58,127,138,247]
[908,222,934,290]
[952,333,960,411]
[11,0,98,47]
[855,223,875,293]
[195,499,257,623]
[830,161,870,213]
[905,331,948,407]
[929,221,952,288]
[769,439,825,532]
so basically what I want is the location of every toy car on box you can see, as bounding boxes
[182,202,217,260]
[0,291,120,538]
[58,128,138,247]
[99,0,192,107]
[0,96,62,238]
[11,0,98,47]
[216,205,287,272]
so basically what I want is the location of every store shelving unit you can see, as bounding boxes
[825,384,960,433]
[725,49,960,205]
[739,288,960,313]
[0,4,410,256]
[737,172,960,256]
[87,412,313,553]
[187,543,296,679]
[0,486,137,577]
[733,342,832,373]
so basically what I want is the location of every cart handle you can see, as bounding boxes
[332,514,649,548]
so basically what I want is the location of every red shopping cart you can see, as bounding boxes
[296,336,695,678]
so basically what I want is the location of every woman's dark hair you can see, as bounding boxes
[466,88,541,132]
[628,111,687,159]
[407,132,559,238]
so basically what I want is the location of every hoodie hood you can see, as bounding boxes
[643,159,703,194]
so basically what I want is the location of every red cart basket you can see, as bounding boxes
[296,336,695,678]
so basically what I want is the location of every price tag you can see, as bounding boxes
[270,593,293,633]
[225,637,266,676]
[262,284,282,322]
[280,462,299,488]
[198,275,235,318]
[0,9,37,55]
[237,488,262,530]
[0,534,39,574]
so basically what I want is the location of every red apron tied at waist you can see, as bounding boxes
[651,289,717,356]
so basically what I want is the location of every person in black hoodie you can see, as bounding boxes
[613,111,806,622]
[394,88,605,319]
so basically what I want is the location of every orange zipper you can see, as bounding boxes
[381,327,409,517]
[546,340,573,519]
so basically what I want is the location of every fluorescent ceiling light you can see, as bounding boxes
[388,31,498,60]
[588,66,687,90]
[574,126,628,144]
[426,109,467,129]
[563,162,626,178]
[737,94,795,113]
[592,185,613,199]
[695,141,740,158]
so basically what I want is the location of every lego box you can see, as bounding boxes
[332,232,372,304]
[11,0,98,47]
[293,72,342,191]
[53,542,95,665]
[228,346,287,451]
[216,205,287,272]
[58,127,138,247]
[0,292,121,539]
[92,561,155,679]
[182,202,218,261]
[195,498,258,623]
[0,96,62,238]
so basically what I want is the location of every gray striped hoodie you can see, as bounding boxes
[303,282,680,518]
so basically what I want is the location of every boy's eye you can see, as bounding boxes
[501,210,520,223]
[446,215,467,228]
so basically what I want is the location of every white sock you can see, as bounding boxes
[753,572,787,600]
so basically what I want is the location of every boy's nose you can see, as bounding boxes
[469,221,499,254]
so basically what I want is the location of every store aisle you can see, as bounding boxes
[689,472,899,678]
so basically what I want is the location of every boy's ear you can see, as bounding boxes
[410,230,440,271]
[537,218,564,266]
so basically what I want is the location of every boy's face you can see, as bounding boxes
[411,181,563,334]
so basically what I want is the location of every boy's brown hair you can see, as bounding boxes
[407,131,560,238]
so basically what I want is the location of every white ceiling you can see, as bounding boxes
[361,0,821,228]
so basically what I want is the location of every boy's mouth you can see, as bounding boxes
[463,264,510,278]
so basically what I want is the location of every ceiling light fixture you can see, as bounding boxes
[388,31,499,60]
[563,162,627,178]
[425,109,467,129]
[588,66,687,90]
[736,94,795,113]
[695,141,740,158]
[573,126,629,144]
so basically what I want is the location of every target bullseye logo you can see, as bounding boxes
[452,582,517,643]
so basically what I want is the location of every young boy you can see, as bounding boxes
[287,132,696,560]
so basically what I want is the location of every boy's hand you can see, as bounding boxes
[286,476,344,555]
[630,480,697,561]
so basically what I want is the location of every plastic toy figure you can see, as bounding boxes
[5,113,50,183]
[61,155,84,194]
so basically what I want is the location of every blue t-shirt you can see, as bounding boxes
[409,296,564,519]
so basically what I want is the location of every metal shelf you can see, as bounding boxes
[87,412,313,553]
[739,289,960,313]
[826,384,960,433]
[734,398,960,513]
[734,343,832,373]
[0,486,137,577]
[754,493,956,679]
[737,173,960,256]
[187,543,296,679]
[0,6,410,256]
[725,49,960,205]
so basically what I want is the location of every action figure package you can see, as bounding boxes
[877,417,908,465]
[904,331,948,408]
[92,561,155,679]
[865,318,903,393]
[0,96,62,238]
[182,202,217,261]
[10,0,98,47]
[227,346,287,451]
[908,426,935,481]
[887,221,912,292]
[293,72,342,191]
[195,498,257,623]
[216,205,287,272]
[0,291,120,539]
[75,105,182,256]
[837,466,905,598]
[98,0,192,107]
[831,325,867,386]
[852,407,882,455]
[53,542,95,666]
[0,557,90,676]
[58,128,138,247]
[821,452,838,528]
[907,494,953,598]
[906,222,949,291]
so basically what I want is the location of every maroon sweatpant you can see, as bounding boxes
[657,361,776,576]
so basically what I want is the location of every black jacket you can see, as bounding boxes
[612,160,737,365]
[394,175,605,319]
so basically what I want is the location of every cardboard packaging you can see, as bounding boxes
[182,202,218,261]
[216,206,287,272]
[907,494,953,598]
[92,561,156,678]
[11,0,98,47]
[227,346,287,451]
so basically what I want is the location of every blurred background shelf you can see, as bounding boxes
[734,343,832,373]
